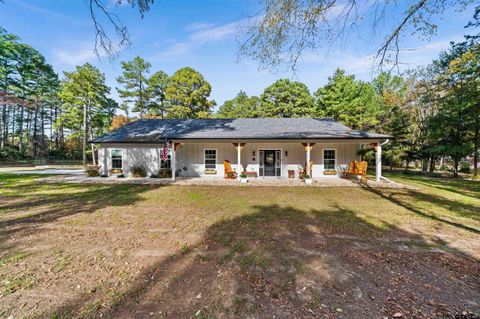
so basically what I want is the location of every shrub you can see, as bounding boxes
[459,161,470,174]
[0,145,22,161]
[240,173,247,178]
[158,168,172,178]
[131,165,147,178]
[85,165,100,177]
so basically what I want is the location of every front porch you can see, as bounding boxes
[169,139,385,182]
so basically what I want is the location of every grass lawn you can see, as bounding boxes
[0,172,478,318]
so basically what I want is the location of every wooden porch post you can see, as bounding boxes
[376,142,382,182]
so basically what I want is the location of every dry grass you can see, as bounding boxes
[0,173,478,318]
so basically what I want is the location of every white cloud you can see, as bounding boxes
[152,20,241,61]
[54,49,97,67]
[52,44,109,67]
[190,21,239,43]
[185,22,217,32]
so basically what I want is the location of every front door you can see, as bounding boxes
[259,150,281,177]
[264,150,276,176]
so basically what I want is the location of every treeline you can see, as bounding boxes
[0,23,478,176]
[0,28,62,160]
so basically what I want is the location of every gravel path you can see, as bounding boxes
[38,175,415,189]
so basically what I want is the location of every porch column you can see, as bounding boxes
[237,142,241,180]
[103,147,107,175]
[306,142,311,176]
[376,142,382,182]
[171,141,176,181]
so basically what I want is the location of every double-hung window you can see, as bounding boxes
[323,149,336,171]
[204,149,217,170]
[111,150,123,169]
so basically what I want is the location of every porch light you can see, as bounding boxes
[285,151,288,157]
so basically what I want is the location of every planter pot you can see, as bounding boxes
[240,178,248,184]
[305,178,313,184]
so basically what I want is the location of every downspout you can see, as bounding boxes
[379,139,392,182]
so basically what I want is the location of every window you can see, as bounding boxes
[111,150,123,169]
[160,149,171,169]
[204,149,217,169]
[323,149,336,170]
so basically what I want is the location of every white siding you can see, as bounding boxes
[98,141,365,178]
[98,144,162,177]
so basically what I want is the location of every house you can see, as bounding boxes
[91,118,390,181]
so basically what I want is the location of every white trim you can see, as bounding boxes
[203,148,218,173]
[322,148,337,172]
[111,149,123,170]
[257,148,283,178]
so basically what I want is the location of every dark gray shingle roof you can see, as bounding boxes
[91,118,390,143]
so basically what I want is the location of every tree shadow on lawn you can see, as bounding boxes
[0,180,162,247]
[45,204,480,319]
[386,173,480,199]
[364,186,480,234]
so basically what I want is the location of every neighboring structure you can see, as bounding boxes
[91,118,389,181]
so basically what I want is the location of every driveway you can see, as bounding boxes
[0,166,84,175]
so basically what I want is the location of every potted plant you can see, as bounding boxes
[239,173,248,183]
[304,175,312,184]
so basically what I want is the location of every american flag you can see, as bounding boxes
[161,141,170,161]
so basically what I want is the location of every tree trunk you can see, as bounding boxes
[2,106,9,148]
[390,143,394,171]
[88,106,96,166]
[32,104,39,157]
[83,103,87,166]
[0,105,6,149]
[40,102,45,156]
[421,158,428,172]
[10,106,15,146]
[474,114,479,177]
[429,155,435,173]
[453,158,459,177]
[54,105,59,148]
[19,106,24,153]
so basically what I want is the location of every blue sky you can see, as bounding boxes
[0,0,477,110]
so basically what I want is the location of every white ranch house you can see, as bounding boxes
[92,118,390,182]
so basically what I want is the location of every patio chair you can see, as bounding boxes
[358,161,368,182]
[224,160,237,179]
[343,160,368,182]
[342,160,356,177]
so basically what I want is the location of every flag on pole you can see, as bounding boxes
[161,140,170,161]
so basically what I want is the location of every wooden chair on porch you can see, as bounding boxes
[342,160,368,182]
[224,160,237,179]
